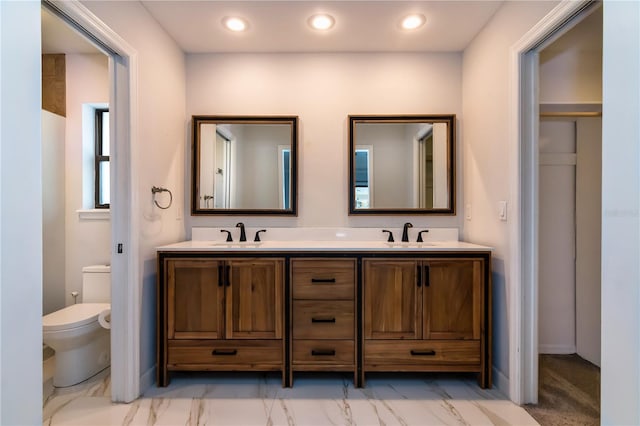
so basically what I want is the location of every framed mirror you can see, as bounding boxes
[192,115,298,215]
[349,115,455,215]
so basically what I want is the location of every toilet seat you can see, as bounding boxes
[43,303,111,332]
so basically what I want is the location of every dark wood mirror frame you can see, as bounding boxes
[191,115,298,216]
[348,114,456,215]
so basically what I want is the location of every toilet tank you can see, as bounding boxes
[82,265,111,303]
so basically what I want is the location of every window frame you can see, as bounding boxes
[94,108,110,209]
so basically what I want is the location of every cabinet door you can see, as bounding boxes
[363,259,421,339]
[167,259,224,339]
[226,259,284,339]
[423,259,482,340]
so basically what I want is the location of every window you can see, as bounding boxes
[95,108,110,208]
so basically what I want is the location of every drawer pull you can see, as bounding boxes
[311,278,336,284]
[211,349,237,356]
[311,349,336,356]
[410,349,436,356]
[311,317,336,323]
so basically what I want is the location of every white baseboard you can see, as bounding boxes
[139,365,156,395]
[492,366,510,398]
[538,344,576,354]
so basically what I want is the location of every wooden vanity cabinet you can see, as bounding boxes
[158,257,285,386]
[289,259,357,386]
[362,257,489,387]
[158,250,491,389]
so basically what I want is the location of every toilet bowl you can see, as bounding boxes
[43,265,111,387]
[43,303,111,387]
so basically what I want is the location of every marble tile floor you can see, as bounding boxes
[44,370,541,426]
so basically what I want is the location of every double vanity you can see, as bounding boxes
[155,115,491,389]
[156,228,492,389]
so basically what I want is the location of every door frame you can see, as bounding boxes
[508,0,600,404]
[44,0,140,402]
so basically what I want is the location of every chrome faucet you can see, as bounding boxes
[401,222,413,242]
[236,222,247,242]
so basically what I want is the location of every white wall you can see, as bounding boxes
[575,117,601,366]
[65,53,111,305]
[82,1,187,390]
[42,111,66,315]
[0,1,43,424]
[461,0,560,392]
[601,1,640,424]
[540,49,602,104]
[186,53,463,231]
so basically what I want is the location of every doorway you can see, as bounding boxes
[536,7,603,414]
[42,0,139,402]
[509,0,602,405]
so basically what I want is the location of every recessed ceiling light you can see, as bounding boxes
[401,14,426,30]
[222,16,248,32]
[308,14,335,31]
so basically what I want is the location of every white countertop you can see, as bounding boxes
[157,239,492,252]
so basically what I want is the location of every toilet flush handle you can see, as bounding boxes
[71,291,79,304]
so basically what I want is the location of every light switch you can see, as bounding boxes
[499,201,507,221]
[465,204,472,221]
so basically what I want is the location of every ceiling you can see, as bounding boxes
[41,7,101,54]
[43,1,506,55]
[139,1,504,53]
[42,1,603,56]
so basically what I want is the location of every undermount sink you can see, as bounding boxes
[210,241,263,247]
[384,242,438,247]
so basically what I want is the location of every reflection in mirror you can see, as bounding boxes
[192,116,298,215]
[349,115,455,214]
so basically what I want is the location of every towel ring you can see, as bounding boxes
[151,186,173,210]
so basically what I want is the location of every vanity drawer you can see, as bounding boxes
[168,340,282,366]
[291,259,356,300]
[364,340,481,366]
[293,340,355,365]
[293,300,354,339]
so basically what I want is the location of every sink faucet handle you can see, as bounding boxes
[382,229,395,242]
[254,229,267,242]
[417,229,430,243]
[220,229,233,242]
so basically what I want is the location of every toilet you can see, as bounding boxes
[43,265,111,387]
